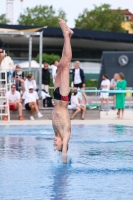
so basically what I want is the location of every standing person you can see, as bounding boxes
[51,60,59,84]
[0,40,6,95]
[116,73,127,119]
[22,85,43,120]
[52,18,73,160]
[42,62,50,92]
[0,39,14,87]
[110,73,119,110]
[0,39,5,68]
[12,65,25,93]
[100,74,110,111]
[70,61,87,103]
[4,84,24,121]
[70,91,86,120]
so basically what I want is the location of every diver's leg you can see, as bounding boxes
[55,18,73,96]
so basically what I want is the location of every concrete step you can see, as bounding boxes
[8,108,100,120]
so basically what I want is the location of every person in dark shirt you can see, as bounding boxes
[12,65,25,93]
[42,62,50,92]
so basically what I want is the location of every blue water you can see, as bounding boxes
[0,124,133,200]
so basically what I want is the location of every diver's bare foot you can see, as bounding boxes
[70,116,73,120]
[58,18,74,37]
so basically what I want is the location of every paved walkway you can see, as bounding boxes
[0,110,133,127]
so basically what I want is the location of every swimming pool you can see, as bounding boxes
[0,124,133,200]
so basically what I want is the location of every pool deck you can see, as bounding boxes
[0,110,133,127]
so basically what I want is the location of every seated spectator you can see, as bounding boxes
[22,85,43,120]
[24,74,37,92]
[3,84,24,121]
[70,91,86,120]
[12,65,25,93]
[42,62,50,92]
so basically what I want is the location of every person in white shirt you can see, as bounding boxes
[51,60,59,84]
[22,85,43,120]
[100,74,110,111]
[110,73,119,110]
[4,84,24,121]
[24,74,37,92]
[70,91,86,119]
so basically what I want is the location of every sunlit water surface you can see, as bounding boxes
[0,124,133,200]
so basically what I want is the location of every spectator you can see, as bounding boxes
[51,60,59,84]
[116,73,127,119]
[3,84,24,121]
[22,85,43,120]
[24,74,37,92]
[12,65,25,93]
[0,40,14,86]
[0,39,5,69]
[110,73,119,110]
[100,74,110,111]
[70,61,87,103]
[70,91,86,120]
[42,62,50,92]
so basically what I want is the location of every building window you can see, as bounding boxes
[125,15,130,21]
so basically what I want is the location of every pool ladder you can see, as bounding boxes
[0,70,10,121]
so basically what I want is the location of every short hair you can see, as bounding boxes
[27,74,32,79]
[11,84,16,88]
[44,62,48,65]
[54,60,59,64]
[74,61,80,66]
[119,72,124,80]
[103,74,108,79]
[16,65,20,68]
[73,92,77,96]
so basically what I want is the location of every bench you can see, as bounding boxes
[9,107,100,120]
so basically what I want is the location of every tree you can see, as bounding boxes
[36,53,60,65]
[75,4,125,32]
[0,14,9,24]
[17,5,67,26]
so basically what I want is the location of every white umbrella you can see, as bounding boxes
[15,60,43,68]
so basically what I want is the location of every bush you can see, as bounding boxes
[85,79,98,87]
[36,53,60,65]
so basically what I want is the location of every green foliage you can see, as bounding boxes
[85,79,98,87]
[36,53,60,65]
[0,14,9,24]
[75,4,125,32]
[17,5,67,26]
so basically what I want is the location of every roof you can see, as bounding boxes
[0,24,133,44]
[112,9,133,22]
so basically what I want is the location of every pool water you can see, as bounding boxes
[0,124,133,200]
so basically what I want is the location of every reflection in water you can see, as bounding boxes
[52,164,69,200]
[114,125,125,135]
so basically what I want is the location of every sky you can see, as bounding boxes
[0,0,133,28]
